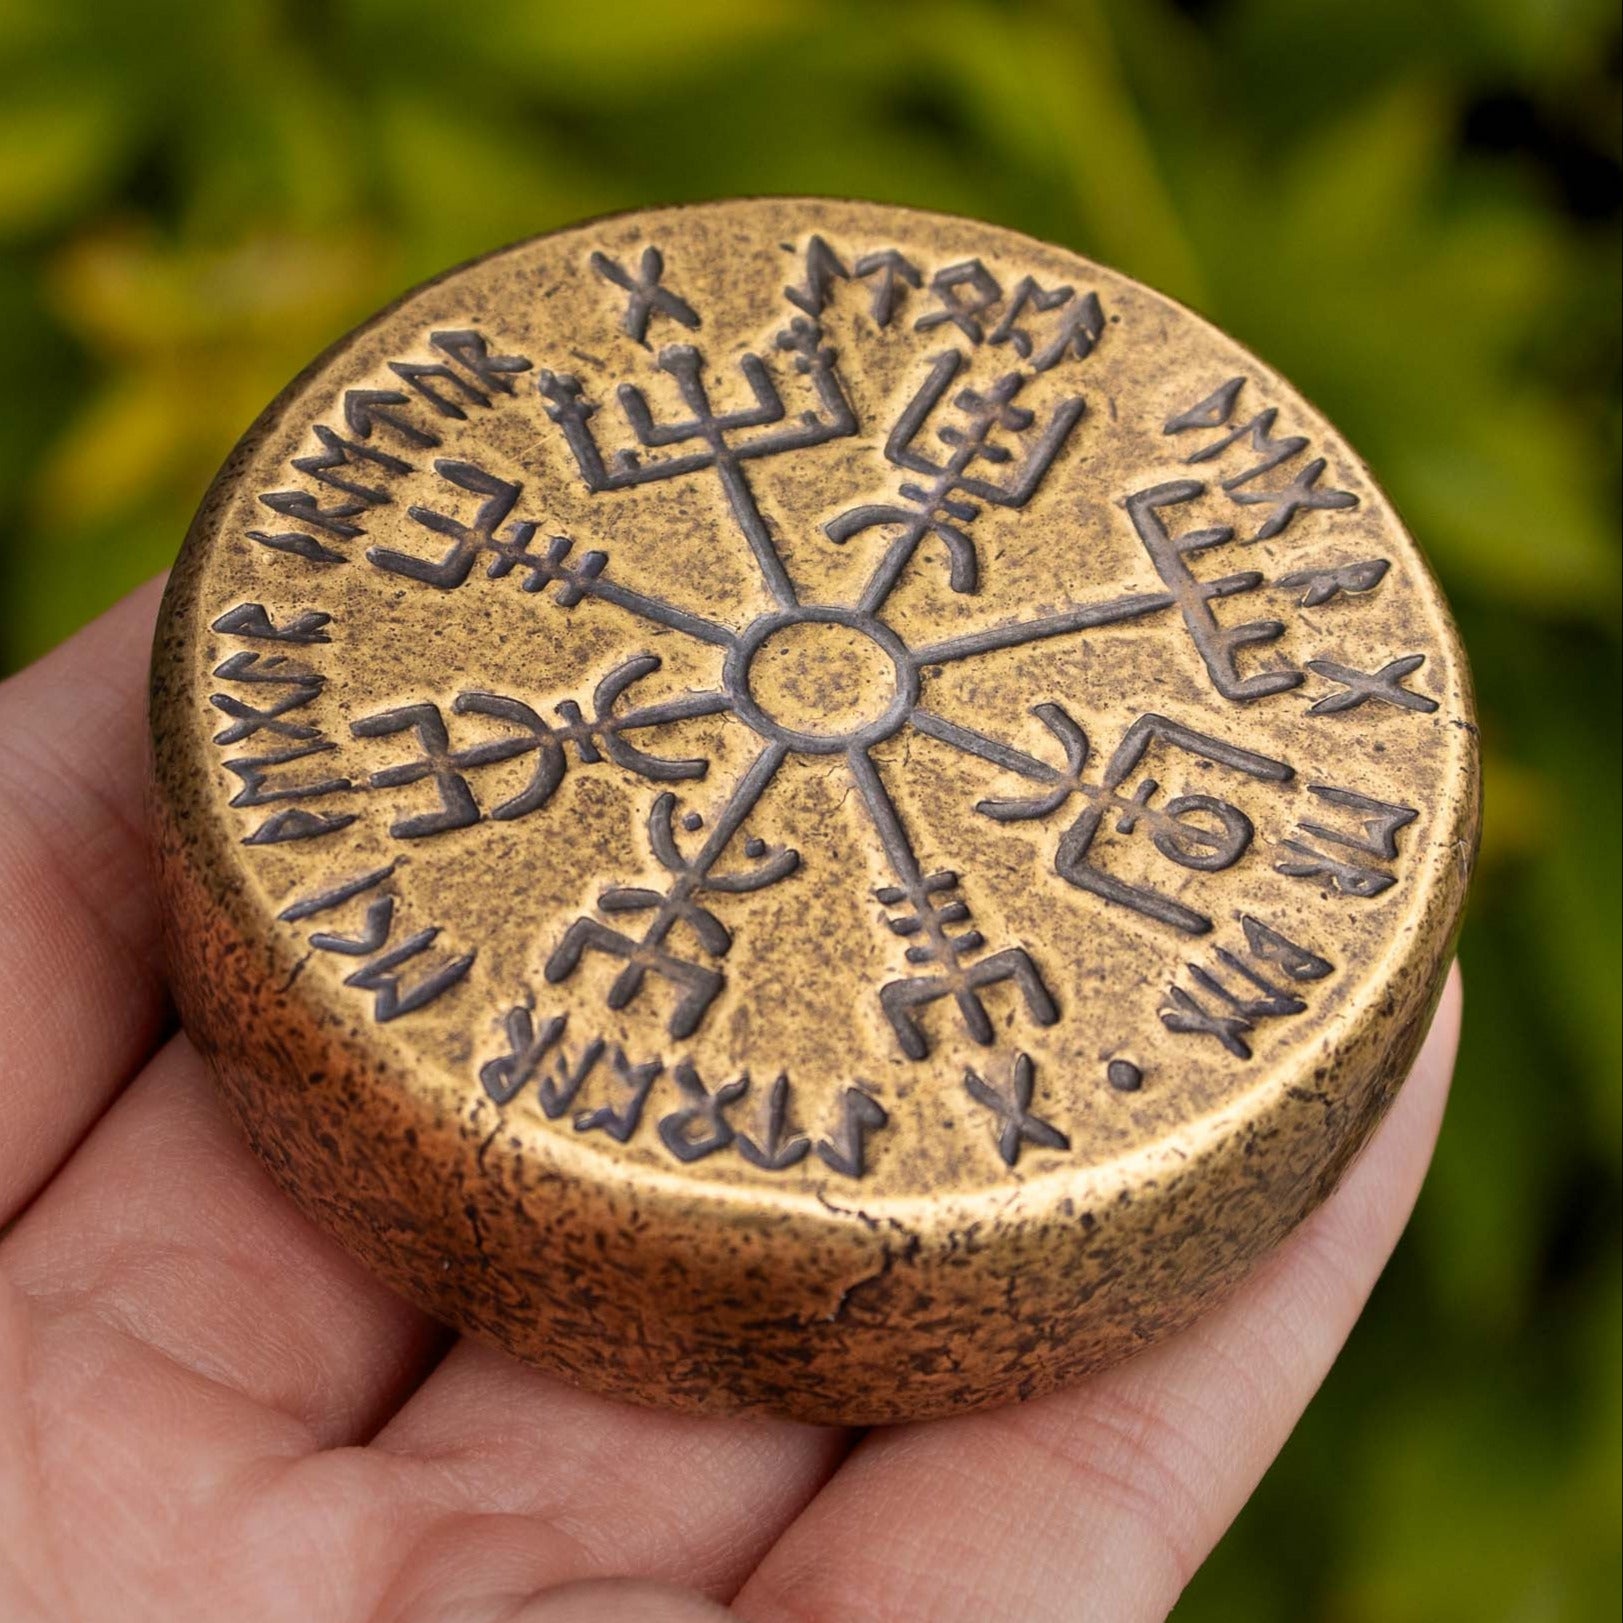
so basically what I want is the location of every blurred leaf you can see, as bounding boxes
[1336,1376,1612,1622]
[370,91,610,282]
[1170,78,1619,620]
[0,83,131,237]
[1390,404,1619,617]
[5,223,387,657]
[1422,901,1562,1328]
[1476,751,1543,867]
[31,368,191,527]
[898,0,1208,302]
[44,221,382,351]
[1519,657,1623,1139]
[1444,0,1623,88]
[1277,77,1455,251]
[342,0,812,98]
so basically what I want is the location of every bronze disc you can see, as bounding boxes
[149,199,1479,1424]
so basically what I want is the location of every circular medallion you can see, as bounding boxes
[149,199,1479,1423]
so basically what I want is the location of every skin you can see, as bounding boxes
[0,578,1462,1623]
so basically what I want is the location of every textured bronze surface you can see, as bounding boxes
[148,199,1478,1424]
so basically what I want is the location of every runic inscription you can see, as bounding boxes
[278,864,473,1022]
[209,601,352,846]
[475,1006,890,1177]
[213,214,1455,1191]
[1162,916,1333,1059]
[963,1053,1069,1167]
[1276,785,1418,898]
[1163,375,1357,541]
[252,328,532,565]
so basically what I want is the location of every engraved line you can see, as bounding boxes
[486,524,738,647]
[908,589,1175,667]
[851,356,1085,615]
[688,738,792,876]
[277,863,397,922]
[615,691,736,730]
[848,742,1058,1058]
[913,707,1290,859]
[582,574,739,646]
[541,323,857,618]
[714,456,798,610]
[908,710,1059,782]
[605,737,793,962]
[846,743,963,973]
[846,744,928,891]
[620,345,817,610]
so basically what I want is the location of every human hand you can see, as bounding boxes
[0,579,1461,1623]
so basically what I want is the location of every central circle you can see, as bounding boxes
[728,608,917,754]
[751,621,896,733]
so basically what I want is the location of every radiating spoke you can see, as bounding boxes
[908,588,1175,668]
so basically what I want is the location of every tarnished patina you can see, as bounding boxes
[149,199,1478,1424]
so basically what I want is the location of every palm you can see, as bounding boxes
[0,581,1461,1623]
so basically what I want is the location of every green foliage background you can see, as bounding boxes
[1,1,1616,1614]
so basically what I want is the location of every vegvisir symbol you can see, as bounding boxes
[359,251,1388,1058]
[511,280,1155,1059]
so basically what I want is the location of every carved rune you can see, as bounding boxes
[963,1053,1069,1166]
[591,246,701,346]
[245,231,1435,1153]
[1304,654,1439,715]
[545,751,800,1039]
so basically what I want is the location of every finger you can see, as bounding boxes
[364,1342,851,1619]
[0,1032,440,1452]
[489,1578,732,1622]
[0,1028,849,1614]
[0,576,172,1224]
[733,967,1464,1623]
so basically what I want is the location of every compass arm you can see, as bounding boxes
[777,316,859,440]
[909,705,1091,824]
[847,747,962,968]
[366,452,741,651]
[908,709,1061,783]
[907,587,1175,668]
[484,529,740,649]
[589,657,733,782]
[541,741,795,1039]
[588,577,740,646]
[848,745,1057,1059]
[882,350,962,474]
[845,353,1087,614]
[541,317,859,616]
